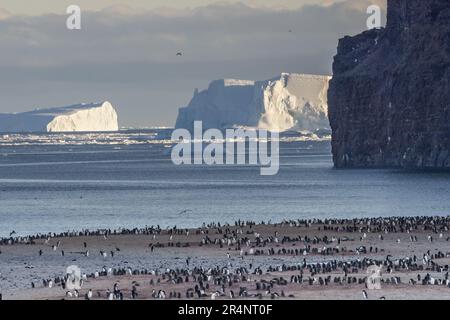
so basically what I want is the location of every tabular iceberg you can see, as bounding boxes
[0,101,119,133]
[175,73,331,132]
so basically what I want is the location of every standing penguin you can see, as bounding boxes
[362,290,368,300]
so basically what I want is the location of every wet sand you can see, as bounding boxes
[1,217,450,300]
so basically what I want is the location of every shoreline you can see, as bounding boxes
[1,216,450,300]
[3,215,449,244]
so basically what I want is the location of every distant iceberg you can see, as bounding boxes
[176,73,331,132]
[0,101,119,133]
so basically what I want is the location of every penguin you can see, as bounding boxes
[132,286,138,299]
[362,290,368,300]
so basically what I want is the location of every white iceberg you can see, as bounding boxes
[0,101,119,133]
[176,73,331,132]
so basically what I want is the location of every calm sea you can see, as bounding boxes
[0,129,449,237]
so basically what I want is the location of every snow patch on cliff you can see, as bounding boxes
[176,73,331,132]
[0,101,119,133]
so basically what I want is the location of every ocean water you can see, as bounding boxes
[0,129,449,237]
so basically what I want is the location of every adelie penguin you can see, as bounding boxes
[362,290,368,300]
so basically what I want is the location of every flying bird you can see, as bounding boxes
[178,209,192,215]
[176,52,183,56]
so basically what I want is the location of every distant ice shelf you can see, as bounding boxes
[176,73,331,132]
[0,101,119,133]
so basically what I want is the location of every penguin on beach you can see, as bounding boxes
[362,290,368,300]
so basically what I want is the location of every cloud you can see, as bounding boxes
[0,0,386,126]
[0,8,11,19]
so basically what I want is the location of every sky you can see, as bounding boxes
[0,0,386,127]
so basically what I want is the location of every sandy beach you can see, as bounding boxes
[1,217,450,300]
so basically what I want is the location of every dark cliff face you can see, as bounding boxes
[328,0,450,168]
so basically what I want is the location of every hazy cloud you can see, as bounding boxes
[0,0,386,127]
[0,8,11,19]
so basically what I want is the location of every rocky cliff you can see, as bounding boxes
[176,73,331,132]
[328,0,450,168]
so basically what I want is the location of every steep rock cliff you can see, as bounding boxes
[328,0,450,168]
